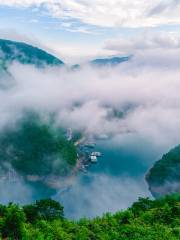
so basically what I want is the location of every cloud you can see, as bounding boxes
[0,29,55,58]
[105,31,180,55]
[1,42,180,217]
[0,175,33,205]
[148,0,180,16]
[55,173,150,219]
[1,1,180,28]
[0,29,38,45]
[1,47,180,149]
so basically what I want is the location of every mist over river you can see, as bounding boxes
[55,133,170,219]
[1,41,180,219]
[0,130,172,219]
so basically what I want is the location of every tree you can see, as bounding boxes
[24,199,64,223]
[2,204,26,239]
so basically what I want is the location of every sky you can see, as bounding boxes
[0,1,180,63]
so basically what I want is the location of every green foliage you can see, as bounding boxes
[1,203,26,239]
[23,199,64,223]
[146,145,180,197]
[0,39,64,68]
[0,194,179,239]
[0,113,77,178]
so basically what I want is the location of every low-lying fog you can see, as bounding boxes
[1,48,180,218]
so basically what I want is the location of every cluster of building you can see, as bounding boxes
[66,128,102,173]
[89,151,102,163]
[79,141,102,173]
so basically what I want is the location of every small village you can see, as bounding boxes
[76,140,102,174]
[66,128,102,173]
[0,128,103,185]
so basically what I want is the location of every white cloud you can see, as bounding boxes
[1,41,180,216]
[55,174,150,219]
[0,0,43,7]
[1,0,180,28]
[1,48,180,149]
[105,31,180,54]
[0,177,33,205]
[0,29,108,64]
[0,29,40,46]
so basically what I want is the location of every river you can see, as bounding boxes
[55,133,167,219]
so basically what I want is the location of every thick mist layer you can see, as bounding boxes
[55,174,150,219]
[1,49,180,217]
[1,50,180,147]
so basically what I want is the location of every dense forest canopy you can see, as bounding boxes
[0,112,77,185]
[0,194,179,239]
[146,145,180,198]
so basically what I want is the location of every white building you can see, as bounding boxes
[90,155,98,163]
[91,152,102,157]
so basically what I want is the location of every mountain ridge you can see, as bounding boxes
[0,39,64,69]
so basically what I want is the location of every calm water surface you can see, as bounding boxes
[57,133,166,219]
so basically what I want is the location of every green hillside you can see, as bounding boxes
[0,39,64,69]
[0,194,179,239]
[0,112,77,187]
[146,145,180,198]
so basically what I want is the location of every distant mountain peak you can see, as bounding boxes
[0,39,64,69]
[90,55,131,66]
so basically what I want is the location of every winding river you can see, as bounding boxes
[55,133,168,219]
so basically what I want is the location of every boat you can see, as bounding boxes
[91,152,102,157]
[90,155,98,163]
